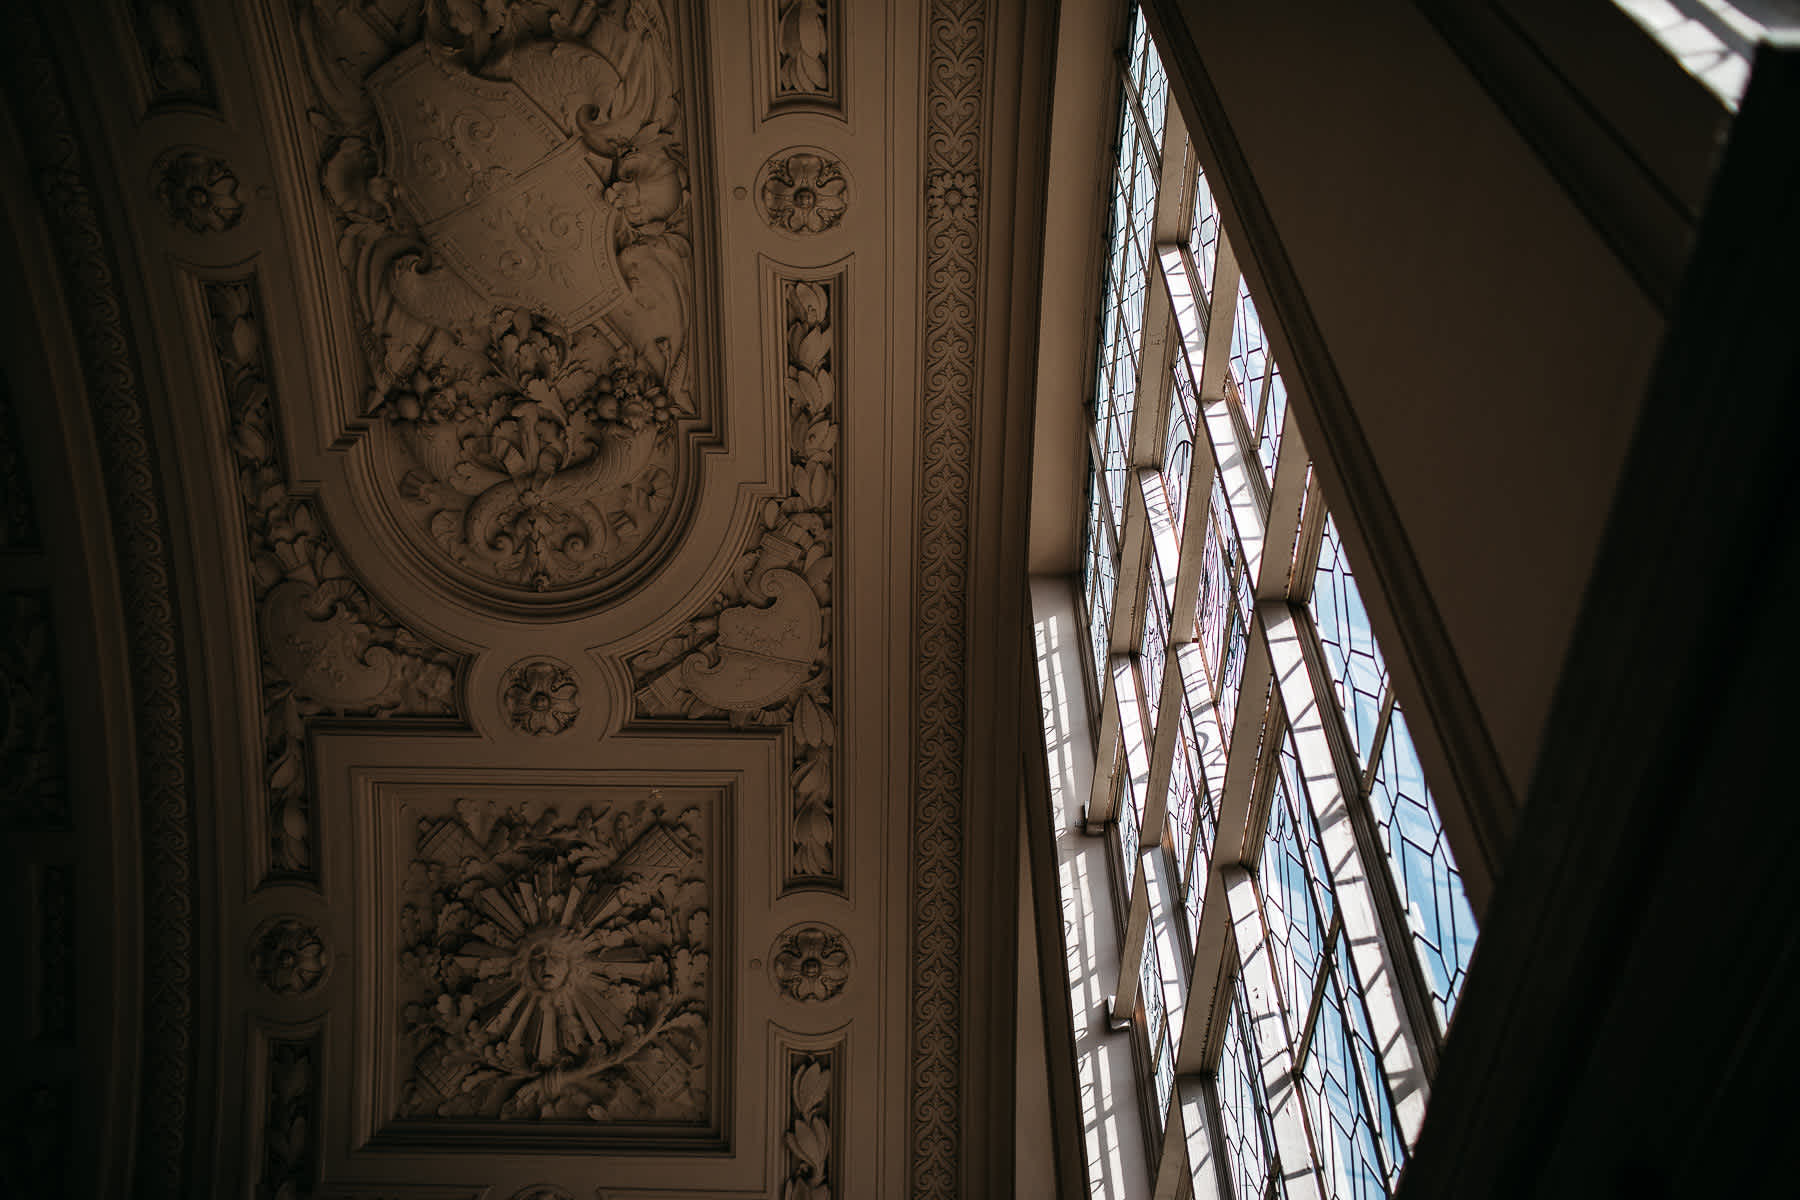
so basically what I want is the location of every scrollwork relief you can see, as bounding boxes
[912,0,986,1192]
[399,791,710,1122]
[757,149,849,235]
[297,0,703,602]
[156,149,244,233]
[783,1047,838,1200]
[630,278,837,886]
[203,280,463,881]
[501,658,581,735]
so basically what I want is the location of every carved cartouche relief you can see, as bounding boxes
[398,793,710,1122]
[771,924,848,1003]
[757,149,848,235]
[205,280,462,880]
[631,279,836,885]
[156,149,243,233]
[501,657,580,735]
[297,1,704,603]
[251,916,330,997]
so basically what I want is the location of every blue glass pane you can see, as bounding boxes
[1118,743,1140,895]
[1259,364,1288,483]
[1336,938,1408,1187]
[1309,514,1388,768]
[1299,953,1391,1200]
[1131,5,1168,153]
[1368,706,1478,1030]
[1229,282,1272,475]
[1190,164,1222,306]
[1258,760,1328,1049]
[1219,980,1282,1200]
[1141,554,1170,734]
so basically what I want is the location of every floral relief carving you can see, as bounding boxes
[502,658,581,735]
[398,792,710,1122]
[771,924,849,1003]
[204,280,464,881]
[925,169,977,224]
[630,279,837,886]
[297,0,703,602]
[783,1048,838,1200]
[758,150,848,235]
[156,150,244,233]
[251,917,330,997]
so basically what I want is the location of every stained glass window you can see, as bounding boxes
[1050,6,1485,1196]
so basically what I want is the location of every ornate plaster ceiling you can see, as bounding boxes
[0,0,1045,1195]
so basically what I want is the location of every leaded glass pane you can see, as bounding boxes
[1298,954,1390,1200]
[1189,163,1222,307]
[1368,705,1477,1031]
[1118,745,1141,894]
[1130,5,1169,153]
[1142,553,1171,733]
[1219,979,1282,1200]
[1310,514,1388,768]
[1258,759,1328,1050]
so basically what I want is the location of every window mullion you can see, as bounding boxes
[1259,600,1433,1143]
[1261,405,1310,601]
[1223,865,1326,1200]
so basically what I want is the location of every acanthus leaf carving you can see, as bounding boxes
[398,790,710,1123]
[130,0,216,108]
[782,1045,838,1200]
[298,0,703,603]
[257,1033,320,1200]
[203,279,465,882]
[0,593,70,832]
[769,0,840,116]
[630,277,837,886]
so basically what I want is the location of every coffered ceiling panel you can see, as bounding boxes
[0,0,1044,1194]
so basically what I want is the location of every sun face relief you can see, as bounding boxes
[397,793,712,1124]
[298,1,704,604]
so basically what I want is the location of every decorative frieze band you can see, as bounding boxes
[200,278,465,885]
[631,271,841,892]
[912,0,986,1192]
[0,7,197,1192]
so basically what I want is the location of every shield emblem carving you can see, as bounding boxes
[368,44,627,328]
